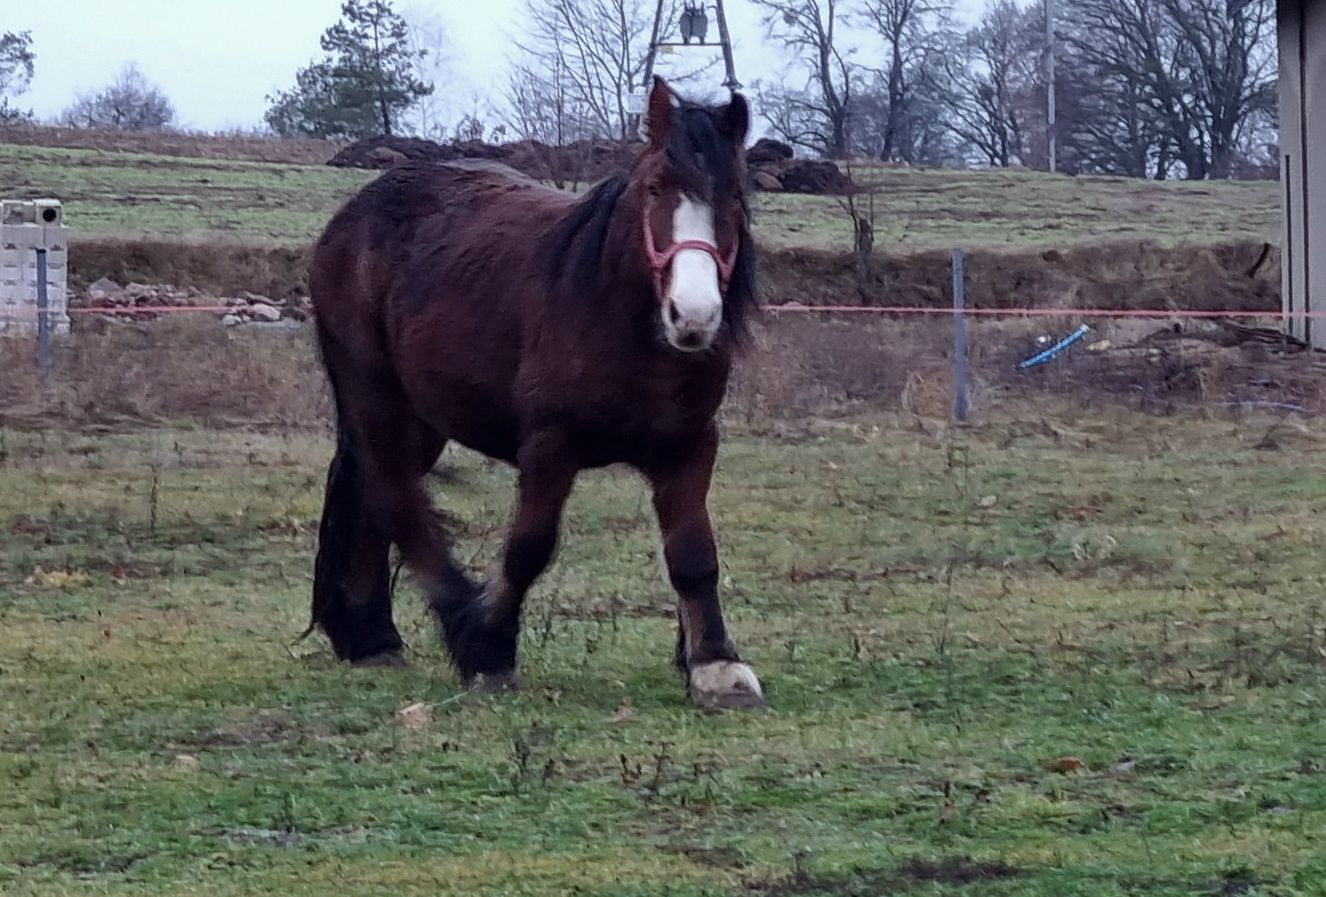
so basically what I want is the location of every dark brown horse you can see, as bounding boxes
[307,78,764,710]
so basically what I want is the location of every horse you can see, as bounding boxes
[306,77,764,711]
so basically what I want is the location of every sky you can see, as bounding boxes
[6,0,990,132]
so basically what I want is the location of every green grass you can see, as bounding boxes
[757,166,1280,252]
[0,144,372,243]
[0,143,1279,252]
[3,410,1326,896]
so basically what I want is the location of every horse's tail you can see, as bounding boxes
[304,415,359,642]
[302,320,406,660]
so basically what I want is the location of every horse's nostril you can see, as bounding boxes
[668,303,682,324]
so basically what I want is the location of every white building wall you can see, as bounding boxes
[1279,0,1326,345]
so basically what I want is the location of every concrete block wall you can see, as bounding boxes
[0,199,70,338]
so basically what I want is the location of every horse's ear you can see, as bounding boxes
[645,76,675,148]
[721,92,750,146]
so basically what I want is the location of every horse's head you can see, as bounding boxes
[635,77,753,353]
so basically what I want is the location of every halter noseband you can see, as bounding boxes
[642,196,739,303]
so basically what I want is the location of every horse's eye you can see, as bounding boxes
[647,183,662,197]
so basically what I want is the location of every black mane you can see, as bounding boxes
[668,101,742,203]
[546,174,628,293]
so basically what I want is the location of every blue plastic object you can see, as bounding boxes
[1019,324,1090,370]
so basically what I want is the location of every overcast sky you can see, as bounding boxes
[8,0,991,131]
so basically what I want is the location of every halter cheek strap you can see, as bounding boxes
[642,197,739,303]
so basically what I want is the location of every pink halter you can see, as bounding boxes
[641,196,739,303]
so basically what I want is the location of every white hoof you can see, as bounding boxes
[689,661,767,712]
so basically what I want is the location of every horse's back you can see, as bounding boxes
[310,160,574,461]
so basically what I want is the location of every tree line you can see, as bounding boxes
[2,29,175,131]
[0,0,1279,180]
[752,0,1276,179]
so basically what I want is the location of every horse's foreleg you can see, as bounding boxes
[648,428,765,711]
[434,431,576,690]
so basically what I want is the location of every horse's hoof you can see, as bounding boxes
[689,661,767,712]
[469,671,521,693]
[352,650,407,668]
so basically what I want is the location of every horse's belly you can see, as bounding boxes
[397,370,520,464]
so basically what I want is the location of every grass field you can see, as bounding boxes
[0,143,1280,252]
[4,408,1326,896]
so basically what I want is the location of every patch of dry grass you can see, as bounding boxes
[3,315,1320,446]
[0,317,331,429]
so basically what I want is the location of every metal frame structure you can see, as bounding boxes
[641,0,741,98]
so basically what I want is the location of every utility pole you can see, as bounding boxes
[714,0,741,90]
[641,0,666,102]
[1046,0,1057,173]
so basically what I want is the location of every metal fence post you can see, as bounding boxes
[36,247,52,385]
[951,247,969,422]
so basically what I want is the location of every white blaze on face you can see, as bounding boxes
[663,195,723,351]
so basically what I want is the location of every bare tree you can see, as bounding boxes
[62,64,176,131]
[858,0,956,163]
[946,1,1040,167]
[749,0,857,158]
[517,0,682,141]
[505,56,598,144]
[402,8,451,139]
[1060,0,1276,179]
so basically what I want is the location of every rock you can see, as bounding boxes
[173,754,199,770]
[248,302,282,322]
[85,277,124,305]
[751,170,784,192]
[222,314,244,327]
[237,290,271,304]
[125,282,156,300]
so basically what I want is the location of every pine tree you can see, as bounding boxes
[266,0,433,140]
[0,30,36,122]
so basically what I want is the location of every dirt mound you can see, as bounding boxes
[761,241,1280,313]
[328,135,640,185]
[747,137,794,168]
[773,160,854,194]
[65,236,1279,322]
[743,136,854,194]
[0,123,339,165]
[328,135,447,167]
[327,134,852,194]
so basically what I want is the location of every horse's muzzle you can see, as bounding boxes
[665,303,720,352]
